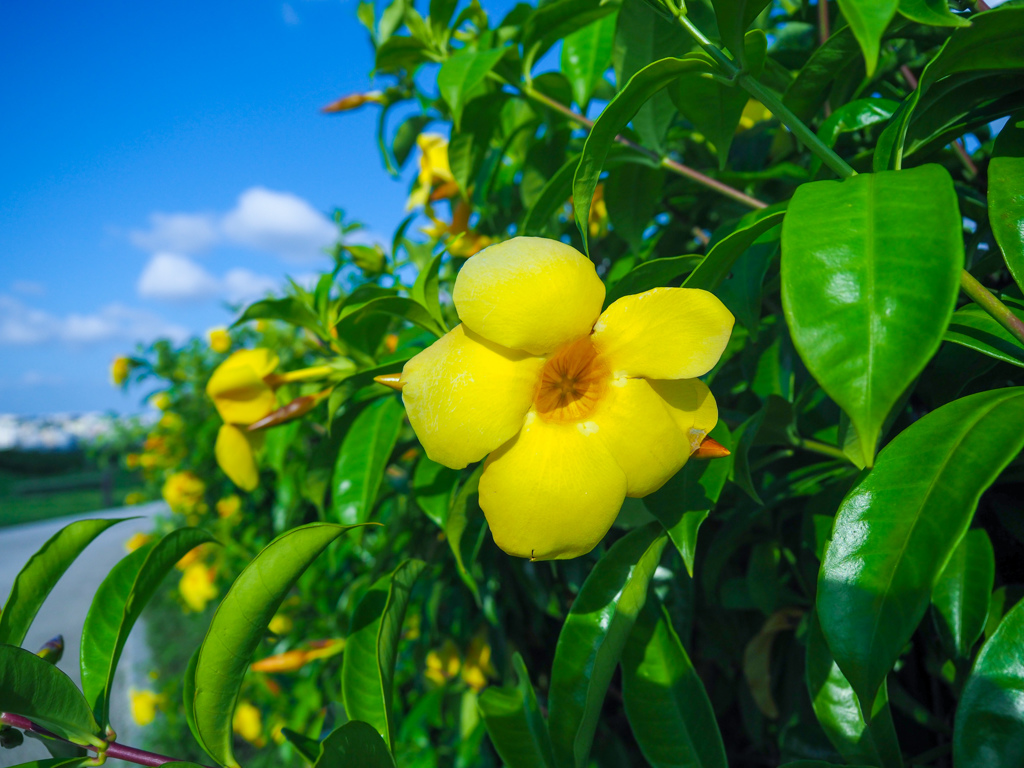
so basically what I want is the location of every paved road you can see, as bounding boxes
[0,503,167,767]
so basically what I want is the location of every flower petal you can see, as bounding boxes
[591,378,692,497]
[453,237,606,355]
[592,287,734,379]
[479,414,627,560]
[206,364,278,424]
[648,378,719,451]
[221,349,279,378]
[401,324,545,469]
[215,424,260,491]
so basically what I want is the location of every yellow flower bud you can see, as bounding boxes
[209,327,232,353]
[129,689,166,726]
[232,701,265,746]
[111,356,131,386]
[149,391,171,411]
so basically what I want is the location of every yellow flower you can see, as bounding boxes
[461,630,496,692]
[207,349,280,424]
[738,99,773,131]
[232,701,265,747]
[267,613,293,635]
[407,134,457,210]
[209,327,232,353]
[588,183,609,240]
[149,391,171,411]
[111,356,131,386]
[158,412,183,432]
[139,452,161,470]
[130,689,166,726]
[162,471,206,515]
[217,494,242,518]
[124,532,153,553]
[425,639,461,687]
[393,237,732,560]
[179,563,218,612]
[215,424,261,492]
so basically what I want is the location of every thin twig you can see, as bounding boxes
[960,271,1024,346]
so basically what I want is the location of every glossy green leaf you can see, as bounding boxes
[232,296,325,339]
[989,157,1024,293]
[521,154,578,236]
[574,53,715,253]
[281,728,321,763]
[954,595,1024,766]
[548,522,668,768]
[715,240,777,340]
[622,599,727,768]
[783,25,863,122]
[806,610,903,768]
[523,0,616,76]
[412,455,459,529]
[182,647,205,756]
[193,523,365,768]
[561,13,617,108]
[437,47,507,129]
[781,165,963,468]
[478,654,557,768]
[835,0,899,76]
[898,0,970,27]
[817,387,1024,713]
[944,297,1024,368]
[684,210,785,293]
[445,464,484,601]
[0,518,129,648]
[672,31,766,169]
[330,395,406,524]
[80,527,215,729]
[342,559,426,751]
[410,249,446,331]
[931,529,995,660]
[605,254,702,306]
[334,295,447,339]
[643,424,732,577]
[314,721,396,768]
[0,645,102,747]
[809,98,899,177]
[709,0,771,65]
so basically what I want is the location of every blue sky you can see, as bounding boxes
[0,0,449,415]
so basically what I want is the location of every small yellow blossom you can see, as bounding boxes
[139,452,161,470]
[111,357,131,386]
[217,494,242,519]
[124,532,153,552]
[130,689,166,726]
[461,630,496,692]
[175,545,205,571]
[149,391,171,411]
[738,99,773,131]
[209,327,232,353]
[407,134,457,210]
[158,412,183,432]
[394,237,732,560]
[162,471,206,515]
[425,639,461,687]
[588,183,609,240]
[233,701,265,747]
[267,613,293,635]
[179,563,218,612]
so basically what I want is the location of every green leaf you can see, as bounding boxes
[0,645,102,747]
[989,157,1024,293]
[574,54,715,253]
[281,728,321,763]
[412,455,459,529]
[715,240,777,340]
[521,154,578,236]
[709,0,771,65]
[523,0,616,75]
[605,254,703,306]
[806,610,903,768]
[80,527,216,730]
[643,423,732,577]
[783,25,864,122]
[548,522,668,768]
[835,0,899,77]
[192,523,366,768]
[437,47,507,129]
[605,162,663,253]
[478,654,557,768]
[410,249,446,331]
[0,518,129,647]
[622,599,727,768]
[314,721,396,768]
[809,98,899,178]
[944,297,1024,368]
[3,760,92,768]
[672,31,766,169]
[684,210,785,293]
[954,595,1024,767]
[781,165,963,468]
[817,387,1024,713]
[334,295,447,339]
[232,296,325,339]
[330,396,406,525]
[446,464,485,602]
[898,0,970,27]
[342,560,426,751]
[561,13,617,109]
[931,529,995,660]
[182,647,204,755]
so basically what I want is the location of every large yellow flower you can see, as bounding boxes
[395,237,732,560]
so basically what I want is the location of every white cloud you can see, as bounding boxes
[11,280,45,296]
[130,212,220,254]
[221,187,336,263]
[137,253,221,301]
[0,295,188,346]
[223,268,279,304]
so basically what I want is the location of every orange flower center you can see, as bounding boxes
[534,337,609,423]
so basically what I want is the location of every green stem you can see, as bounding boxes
[795,438,851,462]
[960,271,1024,346]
